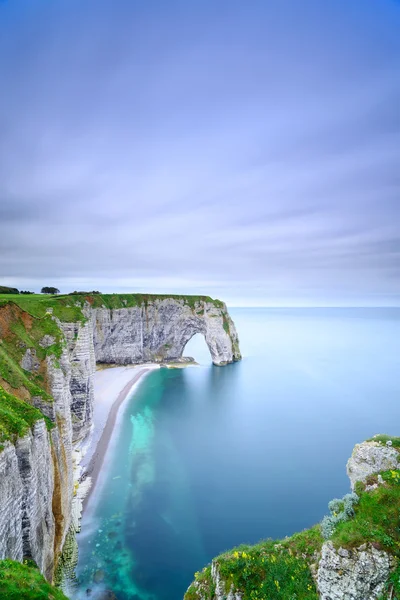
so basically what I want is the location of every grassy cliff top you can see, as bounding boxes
[0,386,53,452]
[0,293,225,322]
[0,559,68,600]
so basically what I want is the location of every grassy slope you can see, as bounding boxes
[0,386,53,452]
[0,560,68,600]
[185,438,400,600]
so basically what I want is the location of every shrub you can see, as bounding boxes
[41,287,60,294]
[321,492,359,539]
[328,499,343,514]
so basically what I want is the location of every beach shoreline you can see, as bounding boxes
[80,365,158,511]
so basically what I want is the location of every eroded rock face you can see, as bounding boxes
[317,541,394,600]
[92,299,241,366]
[347,440,399,490]
[59,318,96,442]
[0,421,55,580]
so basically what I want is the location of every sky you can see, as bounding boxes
[0,0,399,306]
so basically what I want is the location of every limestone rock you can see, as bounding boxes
[347,440,399,489]
[92,299,241,366]
[0,421,55,580]
[317,541,394,600]
[20,348,40,372]
[39,334,56,348]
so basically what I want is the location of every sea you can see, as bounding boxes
[72,307,400,600]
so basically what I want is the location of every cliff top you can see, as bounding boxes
[0,293,226,322]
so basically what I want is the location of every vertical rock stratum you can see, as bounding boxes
[0,293,241,582]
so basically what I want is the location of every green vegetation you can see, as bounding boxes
[320,492,359,539]
[366,434,400,449]
[0,286,19,294]
[0,294,85,322]
[0,559,68,600]
[0,293,226,323]
[0,304,65,400]
[185,531,321,600]
[185,455,400,600]
[222,314,230,334]
[0,344,53,401]
[332,469,400,552]
[62,292,225,311]
[0,386,53,452]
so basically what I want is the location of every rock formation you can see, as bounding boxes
[347,439,399,490]
[317,541,394,600]
[0,293,241,583]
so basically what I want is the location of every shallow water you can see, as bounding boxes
[73,308,400,600]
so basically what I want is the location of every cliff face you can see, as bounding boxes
[0,422,54,580]
[185,436,400,600]
[92,298,241,366]
[0,293,241,582]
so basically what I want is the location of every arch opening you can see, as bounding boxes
[183,332,212,365]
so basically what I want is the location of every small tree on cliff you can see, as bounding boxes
[41,286,60,294]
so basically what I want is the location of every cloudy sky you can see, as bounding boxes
[0,0,399,306]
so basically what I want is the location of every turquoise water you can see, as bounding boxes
[74,308,400,600]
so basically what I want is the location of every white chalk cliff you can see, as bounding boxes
[0,294,241,582]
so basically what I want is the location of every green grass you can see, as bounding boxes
[0,345,53,400]
[332,469,400,552]
[0,294,85,322]
[366,435,400,449]
[0,386,53,452]
[9,314,64,361]
[62,292,224,311]
[186,540,319,600]
[0,293,227,321]
[0,559,69,599]
[185,526,323,600]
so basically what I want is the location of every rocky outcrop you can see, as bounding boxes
[92,298,241,366]
[0,294,241,583]
[317,541,394,600]
[347,440,399,490]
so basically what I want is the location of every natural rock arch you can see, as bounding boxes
[92,298,241,366]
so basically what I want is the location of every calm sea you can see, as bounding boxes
[73,308,400,600]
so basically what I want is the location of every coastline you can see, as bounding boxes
[80,365,159,511]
